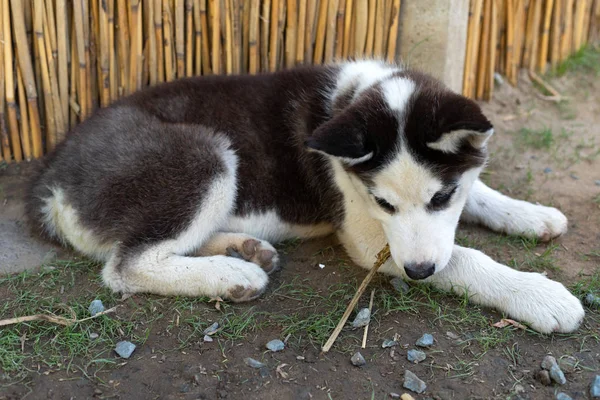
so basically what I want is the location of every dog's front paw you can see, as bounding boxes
[507,203,568,242]
[506,273,584,334]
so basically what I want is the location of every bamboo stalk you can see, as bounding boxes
[304,0,317,62]
[277,0,286,69]
[324,0,339,63]
[82,0,93,116]
[538,0,555,73]
[550,0,561,69]
[116,0,129,94]
[295,0,307,64]
[70,18,79,124]
[373,0,385,58]
[153,0,164,82]
[486,0,498,100]
[477,0,492,100]
[513,0,525,78]
[561,0,574,60]
[99,0,110,106]
[268,0,280,70]
[56,0,68,125]
[354,0,368,57]
[185,0,194,76]
[312,0,328,64]
[334,0,346,59]
[242,0,250,72]
[528,0,543,72]
[3,0,22,162]
[573,0,586,51]
[0,0,11,162]
[342,0,353,58]
[365,0,376,56]
[199,0,211,74]
[463,0,483,98]
[224,0,233,74]
[582,1,593,46]
[210,0,221,74]
[163,0,175,80]
[16,57,31,161]
[505,0,515,84]
[233,0,242,74]
[175,0,185,77]
[285,0,297,67]
[260,0,270,72]
[108,0,116,101]
[193,0,202,75]
[386,0,401,63]
[249,0,259,73]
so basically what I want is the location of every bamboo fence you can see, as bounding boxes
[463,0,600,101]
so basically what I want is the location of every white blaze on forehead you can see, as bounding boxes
[336,60,397,98]
[372,150,443,207]
[382,77,416,113]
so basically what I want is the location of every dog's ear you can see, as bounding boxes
[427,95,494,154]
[305,110,373,165]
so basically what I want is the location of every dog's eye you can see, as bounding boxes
[428,186,457,211]
[374,196,397,214]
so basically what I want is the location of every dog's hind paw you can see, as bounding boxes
[501,203,568,242]
[226,238,280,274]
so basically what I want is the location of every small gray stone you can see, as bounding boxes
[114,341,136,359]
[591,375,600,398]
[514,384,525,394]
[446,332,460,340]
[88,299,104,316]
[584,293,600,308]
[541,355,558,370]
[415,333,434,348]
[544,167,553,173]
[382,339,398,348]
[266,339,285,352]
[558,356,578,373]
[389,393,400,399]
[537,370,552,386]
[351,308,371,328]
[244,357,265,369]
[494,72,504,86]
[203,322,219,335]
[570,173,579,180]
[351,352,366,367]
[259,367,270,378]
[203,335,213,342]
[550,364,567,385]
[407,349,426,363]
[556,393,573,400]
[390,277,410,294]
[403,370,427,394]
[595,180,600,186]
[89,332,99,340]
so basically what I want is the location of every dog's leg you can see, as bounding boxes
[424,245,584,334]
[462,180,568,241]
[193,232,280,274]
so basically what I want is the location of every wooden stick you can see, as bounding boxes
[4,0,23,162]
[354,0,368,58]
[163,0,175,80]
[210,0,221,74]
[276,0,286,69]
[185,0,194,76]
[193,0,202,75]
[295,0,307,64]
[373,0,385,58]
[233,0,242,74]
[0,306,119,327]
[249,0,259,73]
[505,0,515,84]
[538,0,555,73]
[324,0,339,63]
[573,0,586,51]
[549,0,561,70]
[365,0,376,56]
[321,244,391,353]
[260,0,271,72]
[486,0,498,101]
[242,0,250,72]
[200,0,211,74]
[334,0,346,60]
[303,0,317,63]
[477,0,492,100]
[99,0,111,106]
[342,0,353,58]
[528,0,543,73]
[268,0,280,70]
[223,0,233,74]
[175,0,185,78]
[0,0,11,162]
[16,58,31,161]
[361,289,375,349]
[312,0,328,64]
[56,0,69,124]
[386,0,401,63]
[285,0,297,68]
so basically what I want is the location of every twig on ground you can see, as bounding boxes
[361,289,375,349]
[0,305,119,327]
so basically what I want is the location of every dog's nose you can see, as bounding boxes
[404,262,435,280]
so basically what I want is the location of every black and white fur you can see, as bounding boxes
[26,60,584,334]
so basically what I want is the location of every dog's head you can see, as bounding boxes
[306,61,493,280]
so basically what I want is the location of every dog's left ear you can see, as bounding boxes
[305,110,373,165]
[427,95,494,154]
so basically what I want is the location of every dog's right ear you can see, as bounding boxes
[305,111,373,165]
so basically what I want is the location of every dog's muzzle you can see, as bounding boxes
[403,262,435,280]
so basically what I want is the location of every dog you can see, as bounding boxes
[26,60,584,334]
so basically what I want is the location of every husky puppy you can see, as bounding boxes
[26,60,584,334]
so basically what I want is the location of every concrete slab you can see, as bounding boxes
[397,0,469,94]
[0,162,63,274]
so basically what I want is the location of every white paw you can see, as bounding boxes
[504,203,568,242]
[217,257,270,302]
[504,273,584,334]
[226,238,280,274]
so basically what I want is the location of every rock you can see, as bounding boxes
[558,356,578,373]
[89,332,99,340]
[556,393,573,400]
[114,341,136,359]
[351,352,366,367]
[446,332,459,340]
[591,375,600,398]
[351,308,371,328]
[595,180,600,186]
[407,349,426,364]
[259,367,270,378]
[544,167,553,173]
[514,384,525,393]
[390,277,410,294]
[389,393,400,399]
[415,333,434,348]
[203,322,219,335]
[536,370,552,386]
[584,293,600,308]
[266,339,285,352]
[88,300,104,316]
[541,355,558,370]
[403,370,427,394]
[180,384,190,393]
[400,394,415,400]
[203,335,213,342]
[550,364,567,385]
[570,173,579,180]
[244,357,265,369]
[494,72,504,86]
[382,339,398,348]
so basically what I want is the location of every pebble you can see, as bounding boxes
[89,332,99,340]
[259,367,270,378]
[114,341,136,359]
[407,349,426,364]
[537,370,551,386]
[570,173,579,180]
[203,322,219,335]
[446,332,460,340]
[544,167,553,173]
[244,357,265,369]
[595,180,600,186]
[382,339,398,348]
[389,393,400,399]
[88,300,105,316]
[550,364,567,385]
[591,375,600,398]
[541,355,558,370]
[584,293,600,308]
[556,393,573,400]
[403,370,427,394]
[400,394,415,400]
[351,308,371,328]
[494,72,504,86]
[415,333,434,348]
[558,356,578,373]
[390,277,410,294]
[351,352,366,367]
[203,335,213,342]
[266,339,285,352]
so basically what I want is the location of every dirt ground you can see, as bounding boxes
[1,57,599,400]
